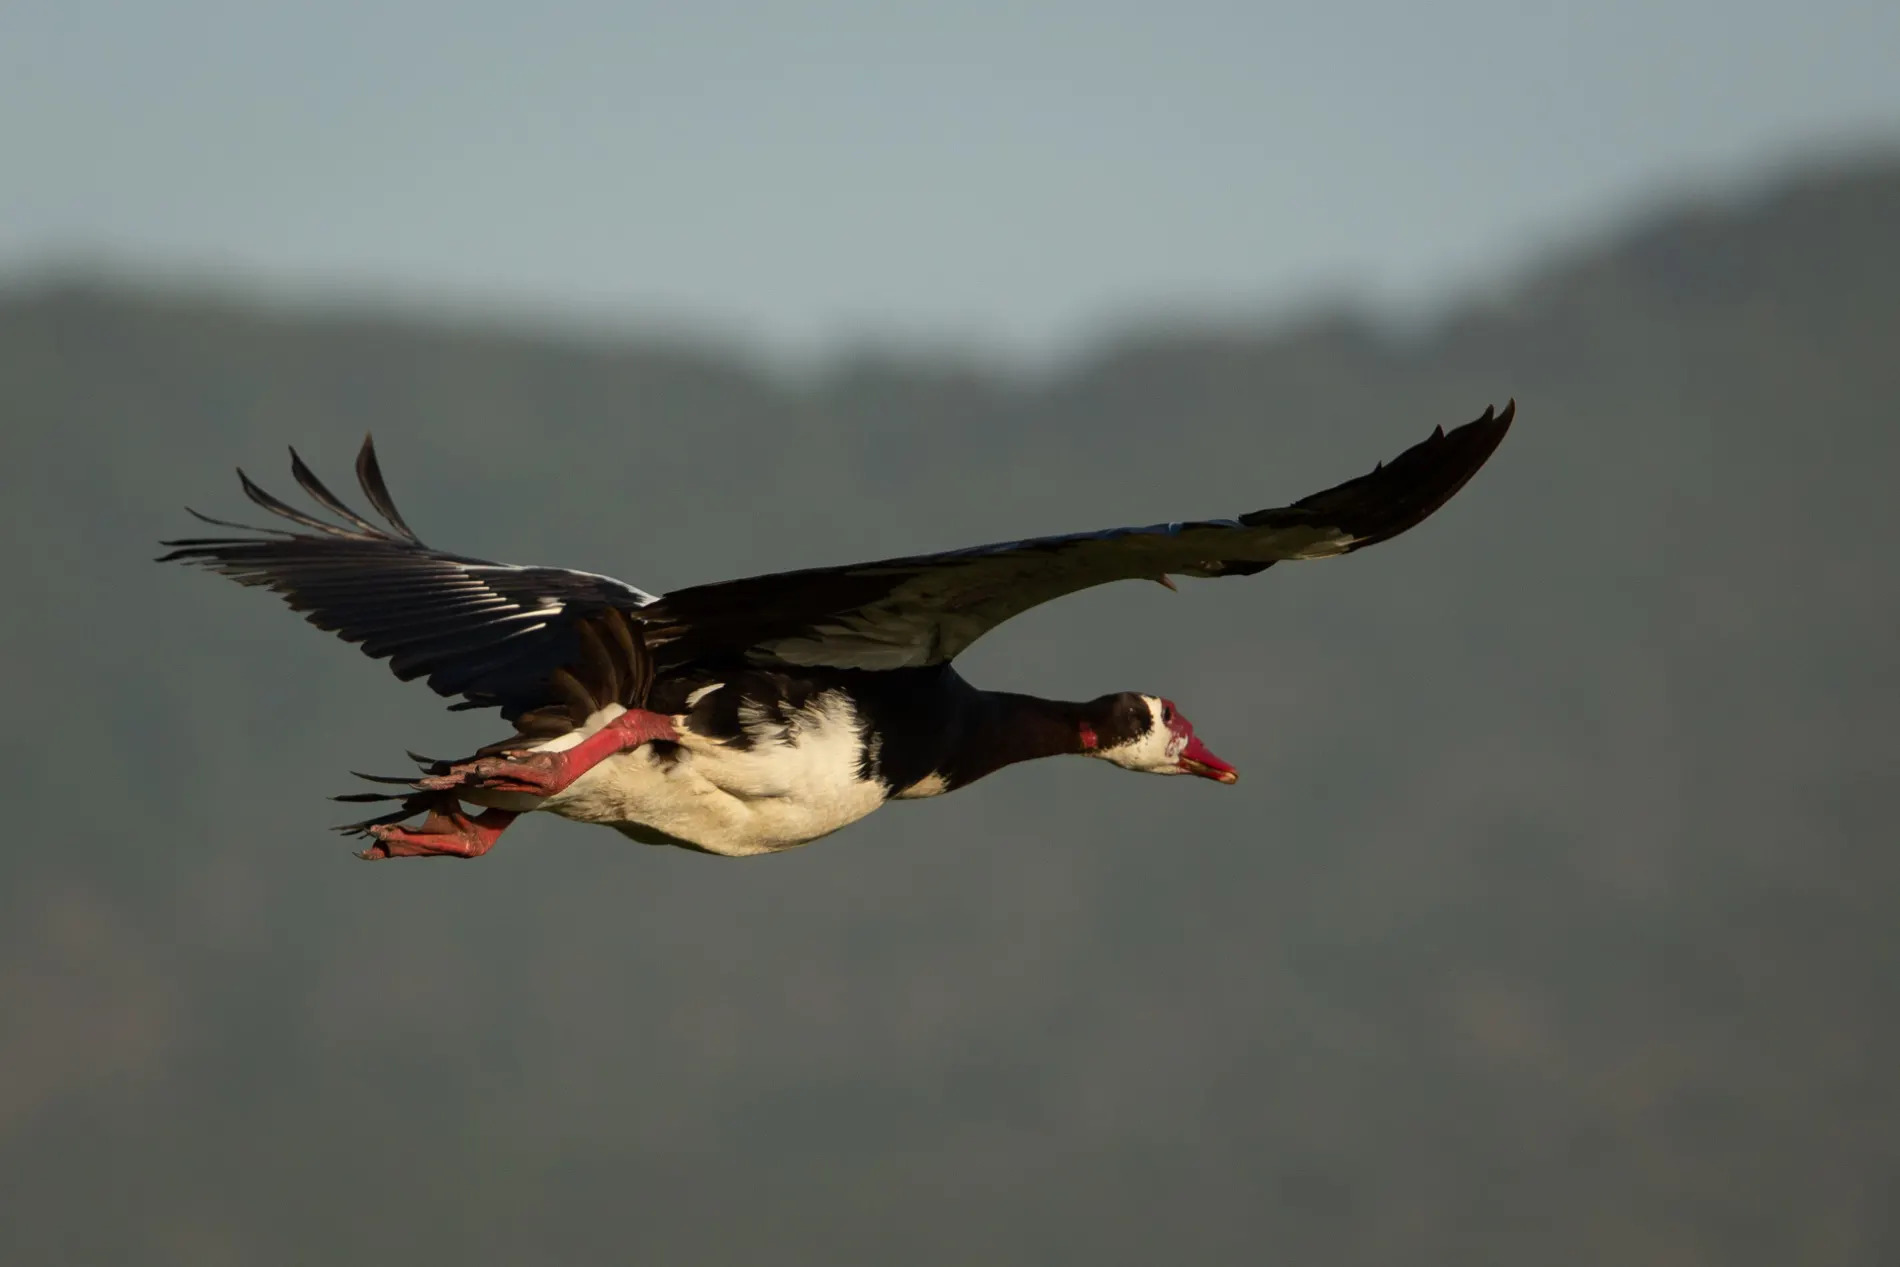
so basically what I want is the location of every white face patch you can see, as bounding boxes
[1092,696,1191,775]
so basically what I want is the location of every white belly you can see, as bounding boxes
[529,697,890,857]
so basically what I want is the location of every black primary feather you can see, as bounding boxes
[160,435,658,721]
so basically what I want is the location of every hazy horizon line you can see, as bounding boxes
[6,133,1892,377]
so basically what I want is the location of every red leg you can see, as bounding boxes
[358,800,518,860]
[414,707,680,799]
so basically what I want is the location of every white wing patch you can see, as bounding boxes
[893,771,950,799]
[1272,528,1360,560]
[457,561,659,609]
[530,704,630,754]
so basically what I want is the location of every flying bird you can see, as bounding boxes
[161,401,1513,860]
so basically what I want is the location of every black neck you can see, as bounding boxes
[942,690,1094,789]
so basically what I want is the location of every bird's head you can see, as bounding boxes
[1083,693,1238,784]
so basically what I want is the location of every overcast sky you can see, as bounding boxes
[3,0,1895,356]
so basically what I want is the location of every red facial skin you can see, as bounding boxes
[1161,698,1239,784]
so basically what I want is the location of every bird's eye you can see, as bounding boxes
[1161,703,1173,722]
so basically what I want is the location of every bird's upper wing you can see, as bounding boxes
[164,402,1512,716]
[160,439,660,724]
[638,401,1514,670]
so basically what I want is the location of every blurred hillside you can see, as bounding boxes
[1,155,1896,1265]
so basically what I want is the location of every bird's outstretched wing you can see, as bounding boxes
[160,439,659,725]
[164,402,1512,714]
[639,401,1515,670]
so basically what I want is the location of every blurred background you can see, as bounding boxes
[3,2,1897,1262]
